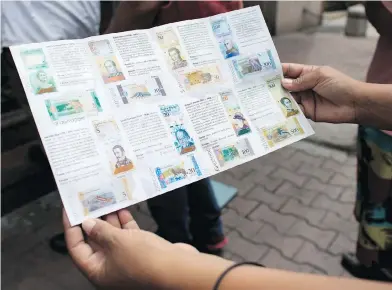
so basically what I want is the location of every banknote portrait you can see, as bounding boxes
[96,56,125,84]
[220,37,240,59]
[112,144,134,175]
[156,28,188,71]
[266,74,299,118]
[160,104,196,154]
[29,69,57,95]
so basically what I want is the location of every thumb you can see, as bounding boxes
[82,218,120,248]
[282,69,320,92]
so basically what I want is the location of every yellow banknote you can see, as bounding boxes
[262,117,304,148]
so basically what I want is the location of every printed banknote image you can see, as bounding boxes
[211,16,232,38]
[160,104,196,154]
[156,27,188,70]
[213,138,254,167]
[45,91,102,122]
[93,119,120,141]
[232,50,276,79]
[96,56,125,84]
[220,90,251,136]
[21,48,48,70]
[211,16,239,59]
[116,76,166,105]
[179,65,222,91]
[262,117,304,148]
[266,75,299,118]
[79,179,132,215]
[155,155,202,189]
[88,39,113,56]
[29,69,57,95]
[79,189,117,215]
[111,144,134,175]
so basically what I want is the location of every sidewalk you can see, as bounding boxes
[2,28,379,289]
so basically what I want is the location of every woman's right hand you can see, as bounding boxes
[281,63,361,124]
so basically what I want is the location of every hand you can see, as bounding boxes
[63,209,198,290]
[281,63,361,124]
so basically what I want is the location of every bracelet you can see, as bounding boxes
[212,261,265,290]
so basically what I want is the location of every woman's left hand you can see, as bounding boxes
[63,208,198,290]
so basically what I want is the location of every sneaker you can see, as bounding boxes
[194,236,228,256]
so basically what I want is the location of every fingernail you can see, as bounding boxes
[282,78,293,85]
[82,219,96,235]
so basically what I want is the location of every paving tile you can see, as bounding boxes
[329,173,355,187]
[288,220,336,249]
[260,248,317,273]
[280,198,327,224]
[246,185,288,210]
[249,204,297,233]
[311,195,354,220]
[275,181,318,205]
[329,233,355,255]
[322,159,356,178]
[304,178,343,199]
[271,167,308,187]
[228,196,259,216]
[339,187,357,203]
[222,209,263,238]
[252,224,304,258]
[288,151,325,168]
[226,231,269,261]
[320,212,358,241]
[294,242,345,276]
[298,164,334,183]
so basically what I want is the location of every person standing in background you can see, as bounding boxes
[106,1,243,254]
[1,0,102,254]
[341,1,392,282]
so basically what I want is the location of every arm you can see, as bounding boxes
[355,82,392,130]
[162,255,391,290]
[365,1,392,38]
[64,210,391,290]
[105,1,162,33]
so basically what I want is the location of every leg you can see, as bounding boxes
[147,187,192,244]
[342,127,392,282]
[187,178,226,252]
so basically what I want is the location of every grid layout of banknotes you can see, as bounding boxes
[10,6,314,225]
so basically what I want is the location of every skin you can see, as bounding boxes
[64,66,392,289]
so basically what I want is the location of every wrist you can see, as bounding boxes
[157,250,232,290]
[354,82,392,129]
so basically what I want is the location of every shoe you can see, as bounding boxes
[194,236,228,256]
[341,252,392,282]
[49,233,68,255]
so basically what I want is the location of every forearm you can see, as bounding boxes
[158,252,391,290]
[105,1,161,34]
[355,82,392,130]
